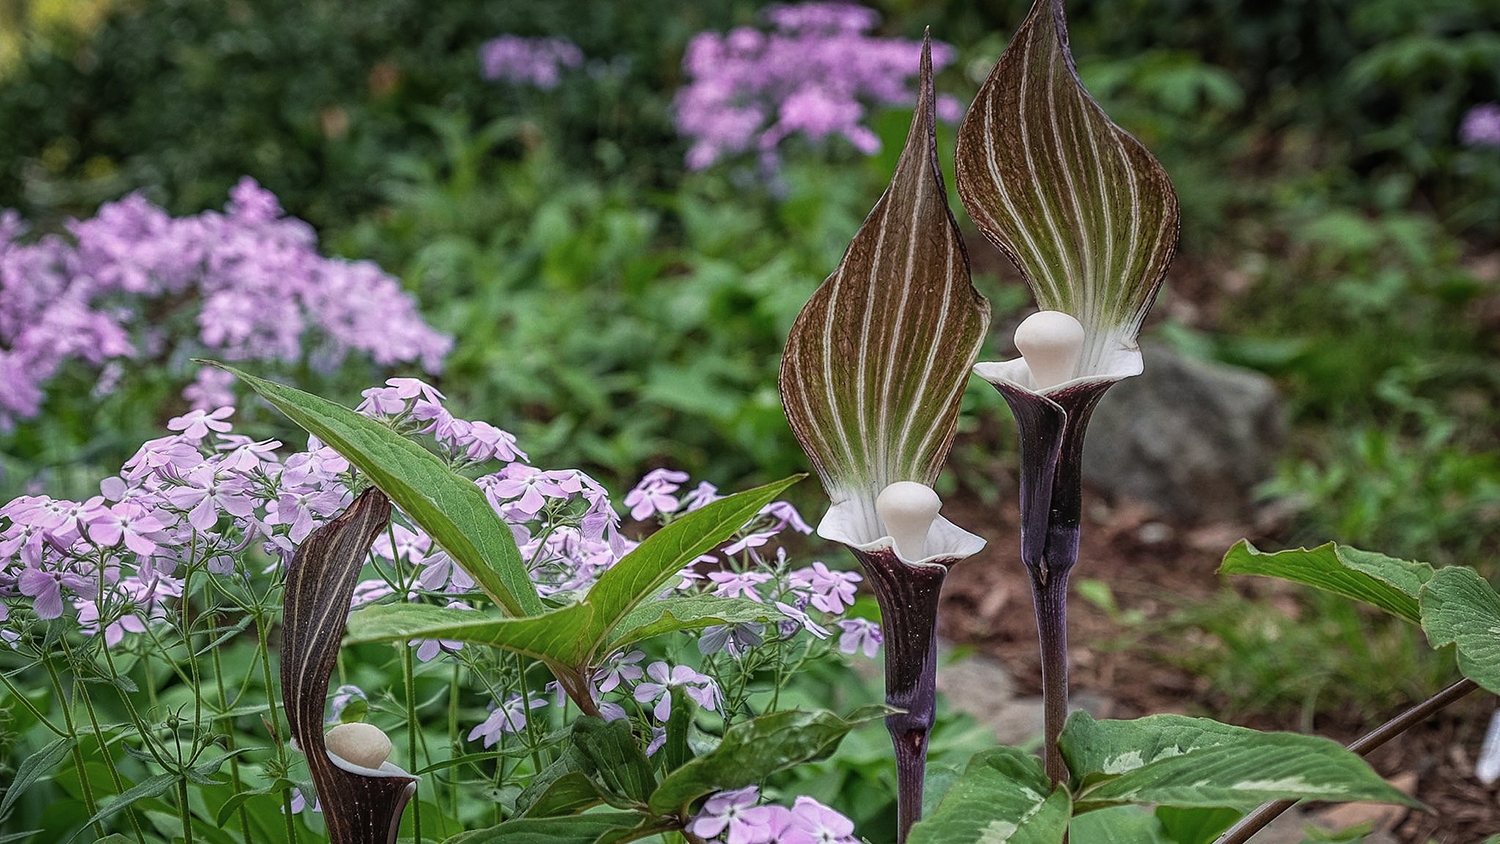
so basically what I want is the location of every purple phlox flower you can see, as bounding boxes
[183,367,236,411]
[836,618,882,658]
[707,570,773,602]
[765,2,878,34]
[122,435,206,484]
[166,464,257,532]
[597,699,628,722]
[624,468,689,521]
[464,421,525,463]
[674,6,956,171]
[540,681,570,708]
[418,550,475,594]
[774,600,829,639]
[356,385,408,417]
[413,400,460,445]
[721,530,776,557]
[266,484,350,543]
[279,444,349,488]
[18,558,95,619]
[76,598,147,647]
[287,787,321,816]
[1460,103,1500,147]
[350,579,395,607]
[0,604,15,648]
[779,795,858,844]
[167,406,234,441]
[698,622,765,656]
[327,684,367,723]
[215,435,282,473]
[789,561,862,614]
[374,523,429,565]
[479,35,584,88]
[467,694,548,747]
[411,600,472,662]
[675,563,708,591]
[690,786,782,844]
[645,726,668,757]
[80,499,167,555]
[633,661,719,720]
[681,481,722,511]
[385,377,445,404]
[760,500,812,534]
[594,650,645,693]
[481,464,581,519]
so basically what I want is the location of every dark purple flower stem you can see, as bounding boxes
[856,548,951,843]
[1030,566,1073,784]
[996,380,1109,787]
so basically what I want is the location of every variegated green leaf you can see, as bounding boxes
[780,36,990,499]
[956,0,1178,359]
[1420,566,1500,693]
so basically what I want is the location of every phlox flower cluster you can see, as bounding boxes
[0,377,884,774]
[692,787,858,844]
[1460,103,1500,148]
[479,35,584,88]
[0,179,451,429]
[674,1,961,171]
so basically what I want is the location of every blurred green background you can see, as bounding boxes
[2,0,1498,720]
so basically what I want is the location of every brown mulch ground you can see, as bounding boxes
[935,487,1500,844]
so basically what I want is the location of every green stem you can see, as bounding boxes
[449,663,461,823]
[45,657,103,837]
[255,609,299,844]
[404,645,424,844]
[98,634,171,769]
[207,581,254,844]
[178,777,195,844]
[61,638,148,844]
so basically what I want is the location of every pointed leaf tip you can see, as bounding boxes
[780,37,990,500]
[956,0,1178,359]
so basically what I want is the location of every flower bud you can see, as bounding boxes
[1014,310,1084,391]
[325,722,392,770]
[876,481,942,561]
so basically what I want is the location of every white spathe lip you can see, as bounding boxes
[327,750,415,780]
[290,736,417,780]
[817,497,985,566]
[973,343,1142,397]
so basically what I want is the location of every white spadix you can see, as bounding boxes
[325,722,392,770]
[1013,310,1084,391]
[876,481,943,561]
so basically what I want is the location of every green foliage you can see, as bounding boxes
[1059,712,1419,811]
[221,364,543,616]
[648,706,889,813]
[908,747,1069,844]
[1419,566,1500,693]
[1219,540,1433,623]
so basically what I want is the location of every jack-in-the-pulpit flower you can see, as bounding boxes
[281,489,417,844]
[779,36,990,841]
[953,0,1180,782]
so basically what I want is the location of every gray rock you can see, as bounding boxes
[1082,346,1285,524]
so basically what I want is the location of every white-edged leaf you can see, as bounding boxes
[908,746,1070,844]
[1420,566,1500,693]
[955,0,1178,369]
[780,36,990,500]
[1061,712,1421,811]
